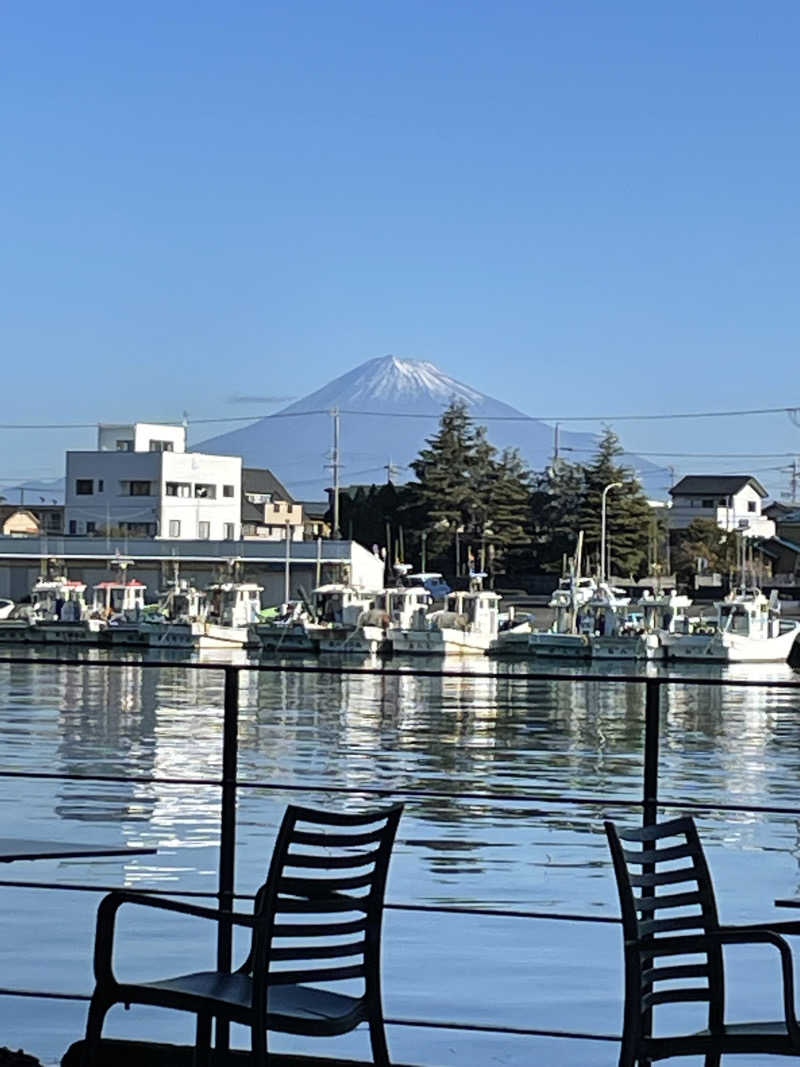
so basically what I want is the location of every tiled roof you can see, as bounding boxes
[669,475,767,498]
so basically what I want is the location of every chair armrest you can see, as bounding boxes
[92,890,263,984]
[713,925,800,1042]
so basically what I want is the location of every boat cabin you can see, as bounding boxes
[717,588,781,640]
[441,590,501,637]
[92,579,146,620]
[638,590,693,635]
[313,584,375,627]
[159,581,207,623]
[206,582,263,627]
[31,577,88,622]
[379,587,432,630]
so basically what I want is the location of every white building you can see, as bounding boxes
[65,423,242,541]
[668,475,775,539]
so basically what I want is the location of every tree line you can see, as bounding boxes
[330,400,662,585]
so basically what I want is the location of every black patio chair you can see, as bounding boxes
[82,802,403,1067]
[605,815,800,1065]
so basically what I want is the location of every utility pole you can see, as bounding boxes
[384,458,401,484]
[325,409,341,539]
[552,423,560,467]
[791,458,799,503]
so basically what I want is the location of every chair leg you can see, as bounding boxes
[193,1014,212,1067]
[81,992,111,1067]
[368,1014,391,1067]
[250,1017,268,1067]
[704,1057,721,1066]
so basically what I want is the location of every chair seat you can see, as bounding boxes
[645,1019,800,1059]
[136,970,364,1032]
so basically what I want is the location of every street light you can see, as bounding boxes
[600,481,623,582]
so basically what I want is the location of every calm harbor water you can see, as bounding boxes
[2,650,800,1065]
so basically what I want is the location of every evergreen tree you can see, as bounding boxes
[406,400,481,571]
[487,448,534,578]
[529,459,586,573]
[577,429,652,578]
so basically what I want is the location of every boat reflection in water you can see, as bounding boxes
[4,650,800,1065]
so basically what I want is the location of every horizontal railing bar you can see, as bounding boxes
[1,654,800,689]
[386,902,620,924]
[6,767,800,818]
[0,986,619,1042]
[384,1016,620,1041]
[0,769,643,806]
[0,880,622,924]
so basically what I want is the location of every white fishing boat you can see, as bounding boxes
[524,575,598,659]
[252,600,319,654]
[26,576,105,645]
[0,599,14,621]
[104,578,210,650]
[662,587,800,663]
[313,584,379,654]
[392,576,500,656]
[202,581,264,649]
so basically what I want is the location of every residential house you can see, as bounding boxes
[297,501,330,540]
[668,475,775,539]
[0,504,63,537]
[241,468,303,541]
[65,423,241,540]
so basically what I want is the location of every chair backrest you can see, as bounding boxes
[246,803,403,994]
[604,816,724,1033]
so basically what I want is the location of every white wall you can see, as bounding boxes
[97,422,186,453]
[669,484,775,538]
[65,450,241,539]
[160,452,241,541]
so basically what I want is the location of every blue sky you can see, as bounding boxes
[2,2,800,495]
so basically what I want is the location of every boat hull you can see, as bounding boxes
[391,627,490,655]
[591,633,662,661]
[663,623,800,663]
[527,632,591,659]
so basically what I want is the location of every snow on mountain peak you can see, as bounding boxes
[278,354,498,415]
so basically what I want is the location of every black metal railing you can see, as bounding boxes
[1,655,800,1059]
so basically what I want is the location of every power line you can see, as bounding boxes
[1,402,799,431]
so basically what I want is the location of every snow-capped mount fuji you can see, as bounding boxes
[197,355,665,498]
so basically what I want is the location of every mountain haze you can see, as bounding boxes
[198,356,667,499]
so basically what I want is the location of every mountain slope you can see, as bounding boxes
[197,355,666,498]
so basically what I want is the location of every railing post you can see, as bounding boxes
[642,678,660,828]
[216,664,239,1051]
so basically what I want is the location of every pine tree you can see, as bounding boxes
[529,459,586,573]
[577,428,653,578]
[487,448,534,578]
[406,400,481,570]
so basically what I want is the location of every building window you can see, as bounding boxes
[165,482,191,497]
[86,521,96,534]
[224,523,235,540]
[748,500,757,512]
[116,440,133,451]
[702,498,713,508]
[149,439,174,452]
[120,521,154,537]
[69,520,77,534]
[169,519,181,537]
[98,480,104,492]
[223,484,235,498]
[123,481,152,496]
[76,479,93,495]
[246,492,270,504]
[198,521,210,539]
[194,484,216,499]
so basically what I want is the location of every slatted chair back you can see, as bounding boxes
[243,803,403,999]
[604,816,725,1040]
